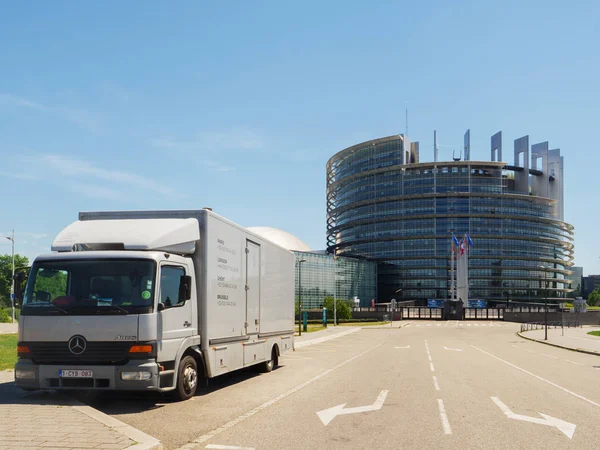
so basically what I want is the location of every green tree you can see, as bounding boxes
[322,296,352,320]
[31,270,68,301]
[0,254,29,308]
[587,289,600,307]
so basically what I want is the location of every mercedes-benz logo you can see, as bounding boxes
[68,335,87,355]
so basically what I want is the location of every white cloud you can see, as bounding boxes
[0,93,102,133]
[149,126,265,152]
[202,160,236,172]
[36,154,181,198]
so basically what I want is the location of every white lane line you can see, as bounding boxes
[437,399,452,435]
[177,334,395,449]
[563,359,584,366]
[512,345,586,365]
[425,341,435,372]
[436,324,441,327]
[467,324,472,327]
[540,353,560,360]
[433,376,440,391]
[425,341,433,362]
[471,345,600,409]
[427,324,432,327]
[206,446,255,450]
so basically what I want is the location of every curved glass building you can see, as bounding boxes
[326,133,574,304]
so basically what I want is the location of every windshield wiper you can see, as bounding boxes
[94,299,129,315]
[24,302,69,315]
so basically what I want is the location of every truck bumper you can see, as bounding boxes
[14,359,160,391]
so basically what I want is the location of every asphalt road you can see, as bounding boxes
[92,321,600,449]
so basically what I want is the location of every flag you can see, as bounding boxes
[451,234,459,254]
[466,233,474,247]
[459,239,465,256]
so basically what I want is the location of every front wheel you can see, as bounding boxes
[175,356,198,401]
[259,347,279,373]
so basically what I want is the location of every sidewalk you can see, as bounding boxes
[294,325,362,348]
[520,326,600,356]
[0,371,162,450]
[0,322,18,334]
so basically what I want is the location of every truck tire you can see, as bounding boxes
[175,356,198,401]
[259,347,279,373]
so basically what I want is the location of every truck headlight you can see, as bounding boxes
[15,369,36,380]
[120,371,152,381]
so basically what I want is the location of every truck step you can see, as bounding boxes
[159,370,175,376]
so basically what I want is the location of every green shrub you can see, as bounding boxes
[323,296,352,320]
[0,309,10,323]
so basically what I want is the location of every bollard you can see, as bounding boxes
[303,311,308,332]
[323,307,327,328]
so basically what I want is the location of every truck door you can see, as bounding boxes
[157,264,194,363]
[245,240,261,335]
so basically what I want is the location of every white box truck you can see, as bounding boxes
[14,209,295,400]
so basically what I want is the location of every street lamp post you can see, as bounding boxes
[333,255,337,327]
[298,259,306,336]
[6,231,15,324]
[540,265,549,341]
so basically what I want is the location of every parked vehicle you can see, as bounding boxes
[14,209,295,400]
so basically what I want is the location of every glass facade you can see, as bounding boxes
[326,135,575,304]
[294,251,377,309]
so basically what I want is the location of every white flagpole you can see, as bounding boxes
[465,234,469,303]
[451,239,455,302]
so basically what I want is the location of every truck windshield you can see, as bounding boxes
[22,259,156,315]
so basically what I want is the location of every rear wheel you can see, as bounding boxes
[259,347,279,373]
[175,356,198,401]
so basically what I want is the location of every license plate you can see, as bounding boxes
[59,369,93,378]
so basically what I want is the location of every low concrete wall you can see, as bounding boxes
[504,311,600,325]
[303,310,390,321]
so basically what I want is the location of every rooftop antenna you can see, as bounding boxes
[405,103,408,138]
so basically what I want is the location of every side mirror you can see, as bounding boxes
[157,302,165,312]
[178,275,192,302]
[13,271,27,304]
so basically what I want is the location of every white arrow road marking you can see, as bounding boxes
[394,345,410,349]
[491,397,576,439]
[317,390,389,426]
[444,346,463,352]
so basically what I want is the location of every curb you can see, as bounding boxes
[73,402,163,450]
[294,327,361,349]
[2,373,162,449]
[517,331,600,357]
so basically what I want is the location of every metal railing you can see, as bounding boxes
[506,306,559,313]
[401,307,443,320]
[520,321,581,332]
[464,308,504,320]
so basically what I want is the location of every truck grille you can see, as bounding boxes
[28,341,132,365]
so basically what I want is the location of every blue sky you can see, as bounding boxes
[1,1,599,273]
